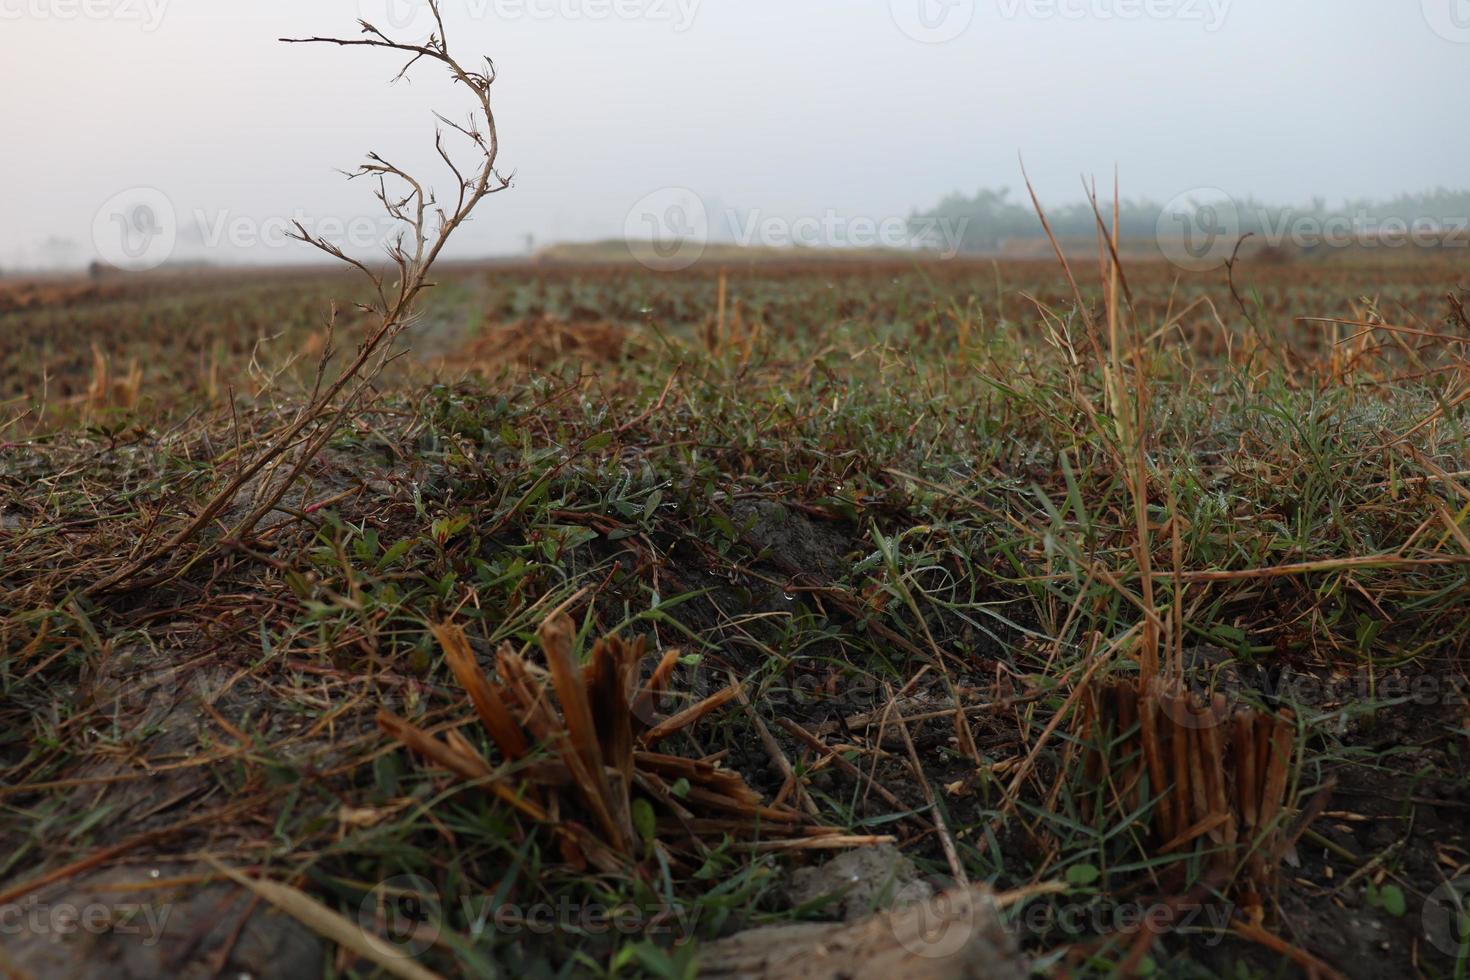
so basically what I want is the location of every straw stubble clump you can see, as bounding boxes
[380,614,884,874]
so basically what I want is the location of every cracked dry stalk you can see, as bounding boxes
[87,2,512,596]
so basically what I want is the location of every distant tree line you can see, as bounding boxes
[909,187,1470,253]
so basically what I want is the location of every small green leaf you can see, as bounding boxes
[632,798,657,853]
[1066,863,1101,886]
[1378,883,1407,917]
[377,539,415,569]
[643,489,664,523]
[610,945,639,972]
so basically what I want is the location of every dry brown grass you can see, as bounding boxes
[84,343,142,413]
[450,315,634,375]
[382,615,874,874]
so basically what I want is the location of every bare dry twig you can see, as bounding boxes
[87,3,512,595]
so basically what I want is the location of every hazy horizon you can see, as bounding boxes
[5,0,1467,270]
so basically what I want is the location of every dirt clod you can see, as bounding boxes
[786,844,934,921]
[699,884,1025,980]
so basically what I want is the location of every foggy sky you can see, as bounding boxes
[3,0,1467,268]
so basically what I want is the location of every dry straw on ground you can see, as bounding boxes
[382,614,881,873]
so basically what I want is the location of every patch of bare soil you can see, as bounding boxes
[1247,670,1469,978]
[3,862,323,980]
[701,883,1024,980]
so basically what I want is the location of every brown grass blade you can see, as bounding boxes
[641,683,742,747]
[1233,710,1259,831]
[629,647,685,727]
[1158,813,1234,855]
[1137,688,1175,841]
[539,616,607,773]
[377,710,549,823]
[1167,691,1193,841]
[1258,712,1295,834]
[1232,918,1347,980]
[538,615,629,851]
[205,858,445,980]
[433,623,529,761]
[494,644,562,741]
[583,636,636,785]
[1199,706,1232,847]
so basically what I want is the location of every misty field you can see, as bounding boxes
[3,251,1469,978]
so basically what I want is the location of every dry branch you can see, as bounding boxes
[87,3,512,595]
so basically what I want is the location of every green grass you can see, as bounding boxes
[2,256,1469,977]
